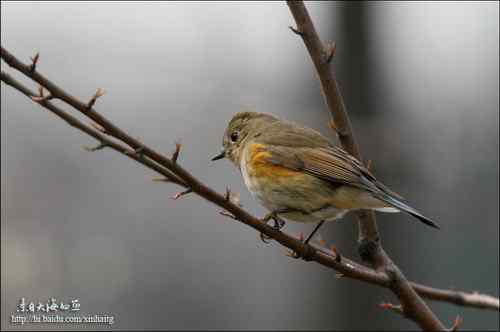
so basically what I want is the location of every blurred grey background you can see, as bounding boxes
[1,1,498,330]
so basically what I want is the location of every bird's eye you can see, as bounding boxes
[230,131,239,143]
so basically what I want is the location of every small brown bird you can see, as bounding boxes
[212,112,439,243]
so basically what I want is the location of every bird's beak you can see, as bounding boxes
[211,149,226,161]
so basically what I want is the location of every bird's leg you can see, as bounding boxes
[292,220,326,259]
[261,208,290,229]
[259,208,290,243]
[304,220,325,245]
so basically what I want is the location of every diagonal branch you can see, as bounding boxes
[0,71,186,187]
[1,42,498,330]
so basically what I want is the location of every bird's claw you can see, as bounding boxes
[259,211,287,243]
[260,232,272,243]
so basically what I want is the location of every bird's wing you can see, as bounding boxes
[263,144,404,200]
[254,121,404,199]
[294,147,440,228]
[251,142,442,228]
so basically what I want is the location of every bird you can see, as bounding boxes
[211,111,439,245]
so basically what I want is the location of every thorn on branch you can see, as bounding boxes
[224,187,241,206]
[317,234,326,247]
[325,41,336,64]
[171,188,192,200]
[447,316,463,332]
[219,210,237,220]
[331,245,342,263]
[224,187,232,201]
[83,142,108,152]
[86,88,105,110]
[31,94,53,103]
[172,142,181,164]
[152,176,171,183]
[379,302,404,316]
[218,187,242,220]
[289,25,303,36]
[29,52,39,73]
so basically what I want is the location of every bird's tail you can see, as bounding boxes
[373,192,440,229]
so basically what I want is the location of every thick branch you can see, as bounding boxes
[286,0,381,261]
[286,2,447,330]
[1,45,498,323]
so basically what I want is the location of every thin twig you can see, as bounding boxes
[0,71,185,187]
[410,284,499,312]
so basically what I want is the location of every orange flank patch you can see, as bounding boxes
[247,143,301,178]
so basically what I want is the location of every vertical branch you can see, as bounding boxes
[286,1,380,252]
[286,1,446,330]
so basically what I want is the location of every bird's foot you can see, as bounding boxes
[287,245,316,261]
[259,210,288,243]
[288,220,326,261]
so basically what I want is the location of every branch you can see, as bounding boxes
[0,71,186,188]
[286,1,452,330]
[286,1,381,260]
[0,44,385,285]
[1,44,498,329]
[410,283,499,311]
